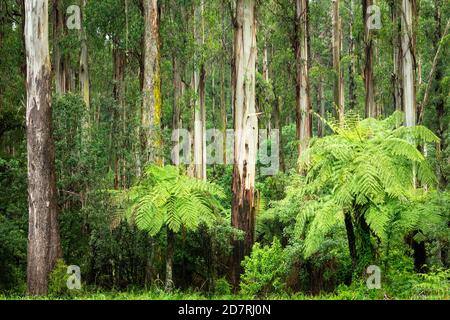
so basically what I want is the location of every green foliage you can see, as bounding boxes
[214,278,232,296]
[240,239,287,298]
[122,165,225,235]
[0,157,27,293]
[48,259,82,297]
[295,112,439,258]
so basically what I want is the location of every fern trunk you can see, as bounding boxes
[165,227,175,291]
[344,211,357,272]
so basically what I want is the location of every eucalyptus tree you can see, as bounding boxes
[142,0,162,165]
[294,0,312,158]
[25,0,62,295]
[362,0,376,118]
[192,0,206,180]
[230,0,258,288]
[79,0,90,109]
[331,0,344,121]
[401,0,417,127]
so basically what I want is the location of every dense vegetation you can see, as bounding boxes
[0,0,448,300]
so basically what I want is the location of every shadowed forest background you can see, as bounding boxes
[0,0,449,299]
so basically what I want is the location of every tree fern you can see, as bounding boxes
[117,165,225,236]
[289,113,440,261]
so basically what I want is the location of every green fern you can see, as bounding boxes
[118,165,225,236]
[292,112,440,258]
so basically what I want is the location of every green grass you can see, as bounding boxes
[1,288,448,300]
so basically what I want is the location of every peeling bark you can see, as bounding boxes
[231,0,258,289]
[331,0,344,122]
[362,0,376,118]
[391,0,404,112]
[25,0,62,295]
[142,0,162,165]
[401,0,417,127]
[348,0,357,111]
[294,0,311,159]
[192,1,206,180]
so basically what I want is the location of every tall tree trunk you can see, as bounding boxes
[332,0,344,122]
[172,55,182,165]
[401,0,417,127]
[262,39,271,132]
[53,0,66,94]
[142,0,162,165]
[193,1,206,180]
[25,0,62,295]
[391,0,403,112]
[112,46,125,189]
[294,0,311,159]
[317,76,325,137]
[220,53,227,165]
[273,95,285,172]
[231,0,258,289]
[348,0,357,110]
[362,0,376,118]
[429,2,448,189]
[79,0,90,110]
[220,2,228,165]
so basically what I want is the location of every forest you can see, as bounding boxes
[0,0,448,300]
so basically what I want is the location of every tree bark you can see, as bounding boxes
[401,0,417,127]
[331,0,344,122]
[52,0,66,94]
[274,95,285,172]
[79,0,90,109]
[172,54,182,165]
[391,0,403,112]
[192,1,206,180]
[142,0,162,165]
[220,53,227,165]
[25,0,62,295]
[348,0,357,110]
[362,0,376,118]
[112,46,125,189]
[317,76,325,137]
[220,2,228,165]
[231,0,258,289]
[294,0,311,159]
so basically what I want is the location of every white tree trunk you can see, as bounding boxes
[25,0,61,295]
[401,0,416,127]
[363,0,376,118]
[295,0,311,158]
[193,0,206,180]
[331,0,344,122]
[231,0,258,288]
